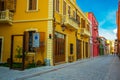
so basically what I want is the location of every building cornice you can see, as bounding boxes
[13,18,54,23]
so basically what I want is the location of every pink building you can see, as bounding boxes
[87,12,99,57]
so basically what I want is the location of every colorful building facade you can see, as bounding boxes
[0,0,91,67]
[98,36,107,55]
[86,12,99,57]
[116,0,120,56]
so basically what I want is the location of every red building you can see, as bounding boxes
[87,12,99,57]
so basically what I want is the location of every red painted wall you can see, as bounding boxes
[87,12,99,57]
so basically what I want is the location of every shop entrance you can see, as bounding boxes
[54,32,65,64]
[77,40,82,59]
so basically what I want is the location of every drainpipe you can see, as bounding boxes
[52,0,55,65]
[75,9,78,60]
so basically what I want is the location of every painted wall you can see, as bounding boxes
[0,0,91,65]
[87,12,99,57]
[0,0,49,63]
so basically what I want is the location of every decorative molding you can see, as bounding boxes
[25,28,38,32]
[46,0,54,65]
[26,0,38,12]
[13,18,53,23]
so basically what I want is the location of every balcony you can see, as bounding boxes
[62,15,79,30]
[0,10,13,25]
[80,28,91,37]
[94,26,97,30]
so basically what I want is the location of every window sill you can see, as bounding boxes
[26,9,39,12]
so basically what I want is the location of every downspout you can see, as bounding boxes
[75,9,78,60]
[52,0,55,65]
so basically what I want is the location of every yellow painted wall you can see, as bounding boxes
[0,0,50,63]
[0,21,48,62]
[0,0,91,65]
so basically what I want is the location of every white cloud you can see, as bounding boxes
[99,10,117,40]
[113,28,117,34]
[99,10,116,27]
[99,28,117,40]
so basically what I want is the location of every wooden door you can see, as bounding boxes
[54,32,65,63]
[86,42,88,58]
[77,40,82,59]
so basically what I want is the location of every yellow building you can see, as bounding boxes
[0,0,90,66]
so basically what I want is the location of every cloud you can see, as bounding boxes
[99,10,117,40]
[99,10,116,28]
[113,28,117,34]
[99,28,117,40]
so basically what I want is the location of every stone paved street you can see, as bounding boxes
[0,55,120,80]
[24,55,120,80]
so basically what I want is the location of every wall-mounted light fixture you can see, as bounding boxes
[49,34,52,39]
[61,24,66,31]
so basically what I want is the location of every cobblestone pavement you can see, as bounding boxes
[0,55,120,80]
[25,55,120,80]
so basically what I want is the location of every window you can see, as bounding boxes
[63,1,66,15]
[76,14,80,24]
[81,18,85,28]
[28,31,35,52]
[87,24,90,31]
[73,11,76,19]
[56,0,59,12]
[28,0,37,11]
[68,6,71,16]
[70,43,73,54]
[0,0,5,11]
[24,31,45,52]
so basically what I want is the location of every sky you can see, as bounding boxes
[76,0,118,40]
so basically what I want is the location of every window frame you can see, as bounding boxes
[27,0,38,12]
[68,5,71,16]
[56,0,59,12]
[28,31,36,52]
[63,0,66,15]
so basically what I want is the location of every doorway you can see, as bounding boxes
[54,32,65,64]
[0,37,3,62]
[77,40,82,59]
[0,0,5,11]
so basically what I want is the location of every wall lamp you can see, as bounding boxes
[61,24,66,31]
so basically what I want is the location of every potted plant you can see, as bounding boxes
[15,46,22,62]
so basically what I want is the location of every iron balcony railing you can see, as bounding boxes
[62,15,79,30]
[80,28,91,37]
[0,10,13,24]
